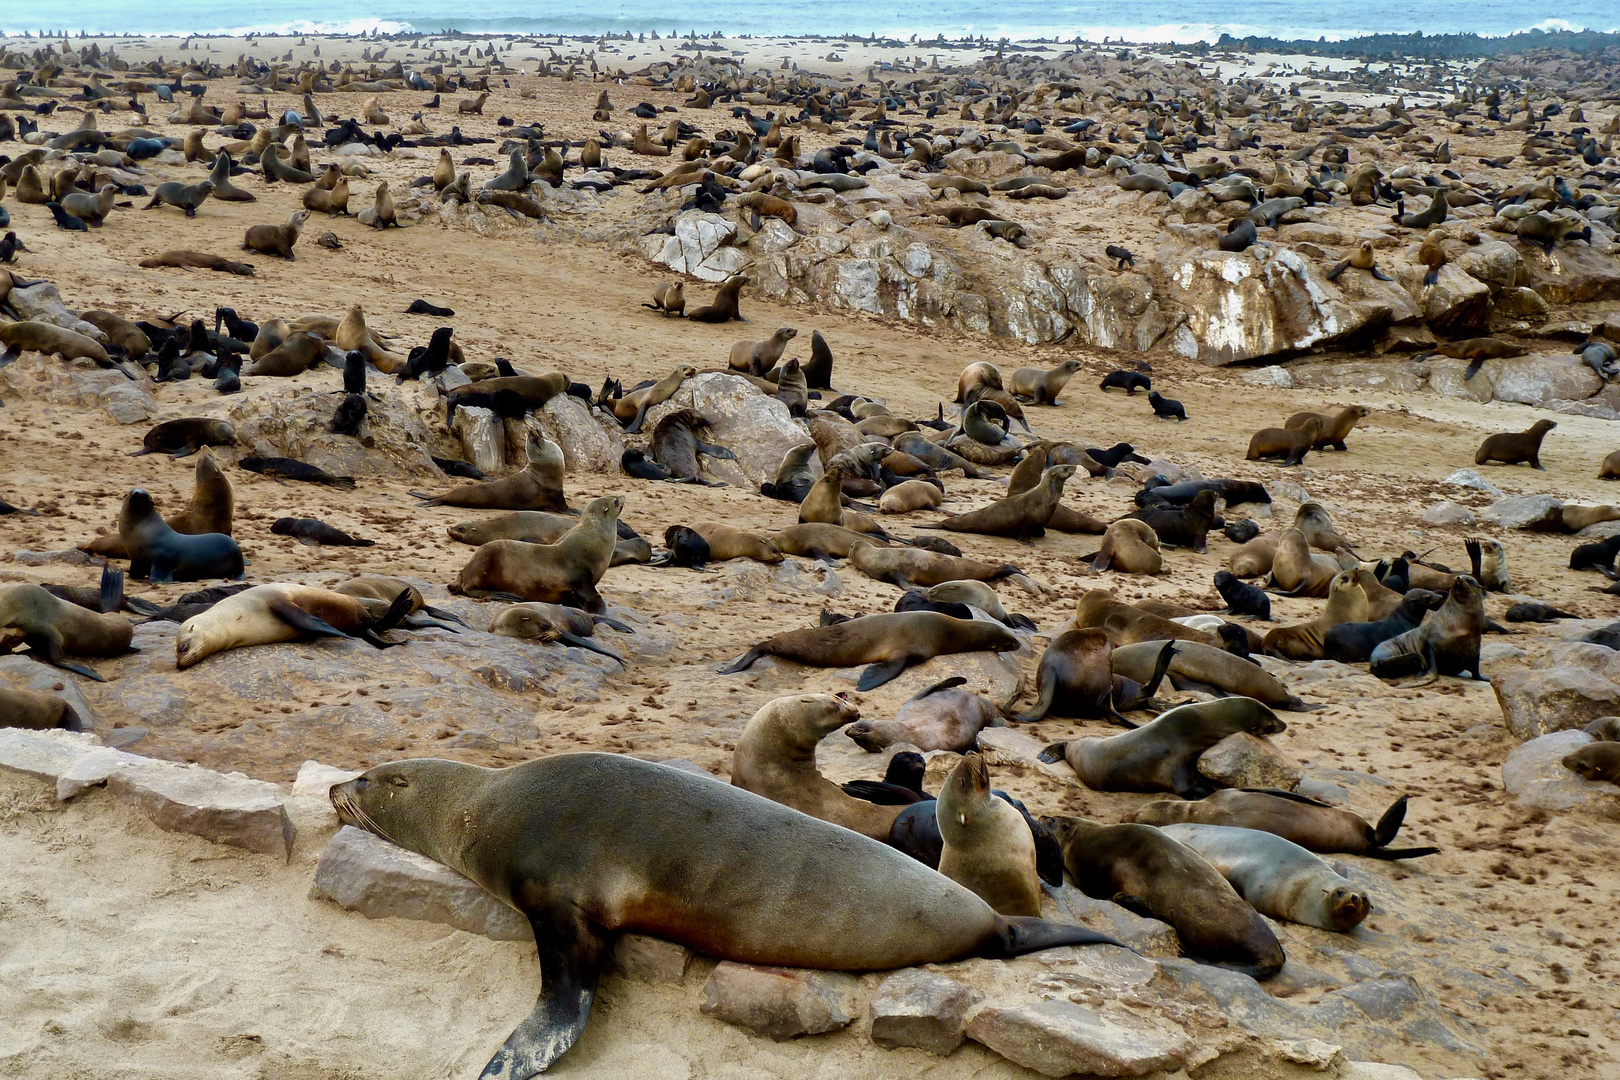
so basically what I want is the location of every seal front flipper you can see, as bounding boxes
[26,633,107,682]
[856,656,910,691]
[265,599,351,639]
[481,907,604,1080]
[555,630,624,664]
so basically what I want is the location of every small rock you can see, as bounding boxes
[292,760,361,800]
[1480,494,1565,531]
[611,934,694,982]
[13,549,99,566]
[1501,730,1620,819]
[1496,287,1550,318]
[1197,732,1302,790]
[1421,501,1476,526]
[976,726,1072,779]
[102,384,159,425]
[868,969,982,1055]
[1044,885,1181,957]
[1273,1038,1347,1070]
[1492,667,1620,739]
[1341,1064,1426,1080]
[1445,469,1503,498]
[699,962,859,1041]
[312,825,530,939]
[107,759,296,859]
[966,999,1190,1078]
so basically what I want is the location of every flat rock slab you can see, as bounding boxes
[700,962,858,1040]
[869,969,982,1055]
[966,999,1190,1077]
[107,758,295,860]
[0,727,102,784]
[312,825,529,940]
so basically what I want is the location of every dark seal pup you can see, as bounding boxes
[330,753,1123,1078]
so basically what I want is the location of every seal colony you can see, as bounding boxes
[0,24,1615,1080]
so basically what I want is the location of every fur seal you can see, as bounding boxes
[845,676,1003,753]
[241,331,324,377]
[1015,631,1174,723]
[1262,570,1367,661]
[414,431,565,510]
[644,281,685,317]
[1160,824,1370,932]
[1148,391,1186,421]
[138,250,255,275]
[1088,519,1162,574]
[1110,638,1311,711]
[489,603,625,663]
[1326,240,1392,281]
[879,479,944,513]
[1099,371,1150,395]
[175,584,414,668]
[1039,697,1287,797]
[687,521,782,563]
[1047,816,1284,978]
[0,580,134,681]
[771,523,883,562]
[1126,489,1219,552]
[1600,450,1620,481]
[1214,570,1270,620]
[1563,743,1620,784]
[1476,419,1555,469]
[207,152,256,202]
[331,753,1122,1078]
[0,687,86,731]
[0,321,111,366]
[143,179,215,216]
[451,496,621,611]
[1268,528,1339,598]
[1009,360,1083,405]
[243,210,308,259]
[1247,416,1322,466]
[732,693,902,839]
[1285,406,1369,451]
[82,450,233,560]
[117,488,243,584]
[848,541,1017,589]
[1369,575,1486,681]
[686,274,747,323]
[936,753,1041,917]
[955,362,1003,403]
[608,364,695,433]
[728,327,796,377]
[719,611,1018,691]
[1322,589,1443,664]
[272,518,373,546]
[131,418,235,457]
[925,465,1075,540]
[1074,590,1217,650]
[1127,789,1438,859]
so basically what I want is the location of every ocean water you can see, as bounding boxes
[4,1,1616,43]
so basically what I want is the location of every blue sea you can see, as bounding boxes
[4,1,1616,43]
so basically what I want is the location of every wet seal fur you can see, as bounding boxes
[331,753,1124,1078]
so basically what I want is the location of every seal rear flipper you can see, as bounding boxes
[717,646,766,674]
[856,656,910,691]
[988,916,1126,956]
[1035,741,1068,764]
[555,631,624,664]
[266,600,352,640]
[370,589,416,634]
[122,595,163,616]
[591,614,634,634]
[907,675,967,702]
[481,909,604,1080]
[420,604,469,627]
[98,565,125,614]
[1373,795,1410,846]
[1363,845,1441,860]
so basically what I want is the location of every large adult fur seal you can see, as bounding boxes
[728,327,796,377]
[1047,816,1284,978]
[0,687,87,730]
[1039,697,1286,797]
[242,331,324,377]
[451,496,621,611]
[1160,824,1370,932]
[1370,575,1486,680]
[1262,570,1367,661]
[847,540,1017,589]
[144,178,215,216]
[175,584,414,668]
[687,521,782,563]
[1014,631,1174,723]
[331,753,1121,1078]
[1247,416,1321,466]
[844,677,1003,752]
[208,152,256,201]
[608,364,695,433]
[130,418,235,457]
[1285,406,1369,451]
[1110,639,1314,710]
[243,210,308,259]
[731,693,901,840]
[0,321,111,366]
[925,465,1075,541]
[955,362,1002,403]
[414,431,566,510]
[937,753,1041,917]
[1267,527,1339,597]
[1228,535,1278,578]
[1074,589,1218,650]
[1009,359,1083,405]
[1087,519,1162,574]
[0,582,134,681]
[117,488,243,584]
[447,373,571,420]
[82,449,233,560]
[686,274,747,323]
[1476,420,1556,469]
[1125,489,1219,552]
[138,250,256,276]
[1125,789,1439,859]
[718,611,1018,691]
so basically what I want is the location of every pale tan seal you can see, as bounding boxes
[450,496,622,611]
[937,752,1041,917]
[413,430,566,511]
[719,611,1019,690]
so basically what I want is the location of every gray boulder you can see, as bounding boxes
[1480,495,1564,531]
[645,373,810,489]
[1501,730,1620,819]
[106,757,296,859]
[966,999,1190,1077]
[1492,667,1620,739]
[230,385,444,479]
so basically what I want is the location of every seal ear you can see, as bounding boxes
[480,904,605,1080]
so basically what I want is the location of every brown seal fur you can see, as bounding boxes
[1040,696,1286,797]
[1009,359,1083,405]
[938,753,1041,916]
[174,583,412,668]
[609,364,695,431]
[731,693,901,840]
[137,250,256,275]
[1125,789,1440,859]
[1075,589,1216,649]
[446,511,647,567]
[688,521,782,563]
[879,479,944,513]
[1564,743,1620,784]
[242,331,324,376]
[1228,536,1279,578]
[1262,570,1368,660]
[81,449,233,560]
[925,465,1075,540]
[847,539,1017,588]
[242,209,308,259]
[1111,639,1312,711]
[1476,419,1556,469]
[1561,505,1620,532]
[0,583,135,681]
[450,496,621,611]
[845,677,1003,753]
[728,327,797,376]
[1089,519,1162,574]
[414,431,566,510]
[1268,528,1340,597]
[770,523,881,561]
[955,361,1003,403]
[1247,416,1322,466]
[0,687,85,730]
[1013,628,1173,723]
[1600,450,1620,480]
[1047,815,1285,978]
[686,275,747,323]
[1284,405,1369,451]
[718,611,1019,691]
[0,321,110,365]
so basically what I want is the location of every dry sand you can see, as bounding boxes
[0,31,1617,1080]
